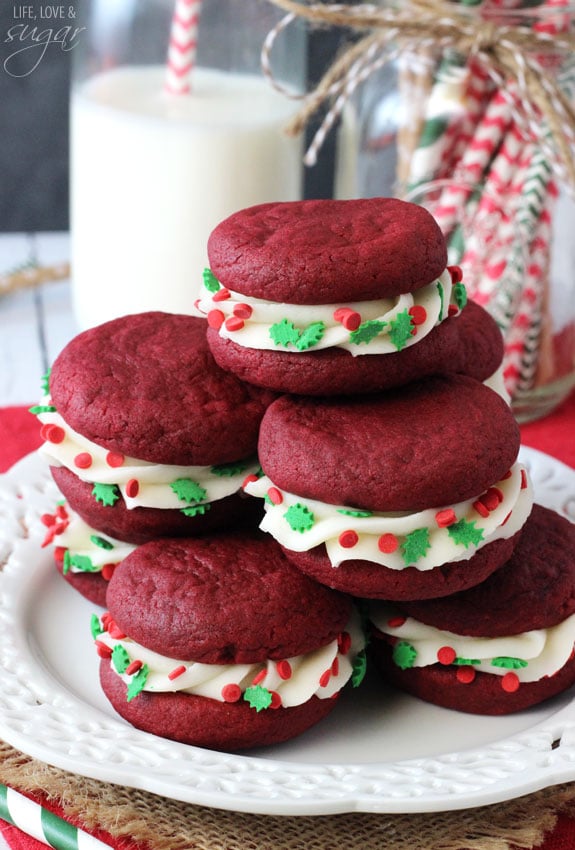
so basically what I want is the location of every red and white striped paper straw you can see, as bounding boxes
[164,0,202,95]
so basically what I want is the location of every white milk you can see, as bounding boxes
[70,66,303,329]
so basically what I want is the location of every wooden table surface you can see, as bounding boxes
[0,233,78,406]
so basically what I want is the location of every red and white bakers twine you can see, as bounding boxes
[164,0,202,95]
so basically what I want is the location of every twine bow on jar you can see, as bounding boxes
[262,0,575,190]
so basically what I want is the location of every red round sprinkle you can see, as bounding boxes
[53,546,66,562]
[168,665,187,681]
[242,473,259,490]
[408,305,427,325]
[41,513,56,527]
[338,631,352,654]
[233,303,253,319]
[319,669,332,688]
[387,616,407,629]
[95,641,112,659]
[437,646,456,665]
[378,533,398,554]
[221,683,242,702]
[502,511,512,526]
[101,612,113,630]
[108,622,126,640]
[252,669,267,686]
[456,666,476,684]
[331,657,339,677]
[448,304,459,317]
[339,529,359,549]
[501,469,513,480]
[269,690,282,709]
[106,451,125,468]
[101,564,116,582]
[225,316,245,332]
[333,307,361,331]
[521,469,528,489]
[207,309,225,330]
[56,504,68,519]
[125,479,139,498]
[435,509,457,528]
[126,659,143,676]
[473,500,490,518]
[41,423,65,444]
[277,660,292,680]
[74,452,93,470]
[267,487,283,505]
[448,265,463,282]
[501,672,520,693]
[479,487,504,512]
[212,288,231,302]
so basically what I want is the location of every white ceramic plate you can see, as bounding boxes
[0,447,574,816]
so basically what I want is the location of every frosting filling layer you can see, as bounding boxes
[93,608,366,708]
[196,268,466,355]
[370,602,575,685]
[34,404,257,513]
[41,502,135,575]
[244,463,533,571]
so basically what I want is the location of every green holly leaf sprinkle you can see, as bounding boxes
[337,508,373,518]
[40,369,51,395]
[90,613,103,640]
[210,461,249,477]
[437,281,445,320]
[284,503,315,533]
[181,503,211,517]
[28,404,57,415]
[170,478,207,504]
[62,550,71,575]
[352,649,367,687]
[126,664,149,702]
[203,267,221,292]
[401,527,431,565]
[388,309,414,351]
[92,482,120,507]
[90,535,114,550]
[294,321,326,351]
[243,685,273,712]
[69,554,99,573]
[491,656,528,670]
[453,657,481,666]
[393,640,417,670]
[269,319,301,348]
[454,281,467,309]
[349,319,387,346]
[447,518,484,548]
[112,644,131,675]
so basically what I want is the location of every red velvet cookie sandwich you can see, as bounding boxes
[93,532,366,751]
[245,375,533,600]
[196,198,503,396]
[41,501,136,607]
[368,505,575,714]
[32,313,274,544]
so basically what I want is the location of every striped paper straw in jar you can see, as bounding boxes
[164,0,202,95]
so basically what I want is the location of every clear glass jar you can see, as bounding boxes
[70,0,306,329]
[335,3,575,423]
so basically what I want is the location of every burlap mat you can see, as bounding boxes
[1,740,575,850]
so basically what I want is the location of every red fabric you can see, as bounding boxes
[0,398,573,849]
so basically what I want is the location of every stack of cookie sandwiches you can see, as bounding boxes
[200,197,574,716]
[33,311,367,749]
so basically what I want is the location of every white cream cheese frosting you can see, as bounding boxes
[34,403,257,513]
[244,462,533,572]
[369,602,575,684]
[196,267,467,355]
[42,502,136,575]
[93,608,366,707]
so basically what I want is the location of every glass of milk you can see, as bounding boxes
[70,0,306,329]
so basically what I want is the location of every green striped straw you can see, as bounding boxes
[0,785,113,850]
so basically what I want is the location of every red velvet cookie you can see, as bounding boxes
[197,198,493,397]
[245,375,533,600]
[33,313,274,543]
[369,505,575,714]
[94,533,366,751]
